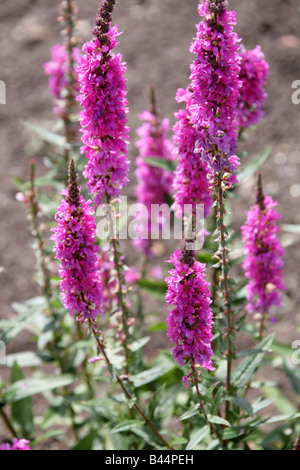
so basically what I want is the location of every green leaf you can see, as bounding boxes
[148,322,167,333]
[237,146,272,184]
[81,398,118,422]
[111,420,143,434]
[235,348,265,358]
[210,385,224,416]
[31,429,65,447]
[137,279,167,299]
[151,385,180,424]
[10,175,27,192]
[0,297,48,343]
[6,351,52,368]
[220,428,241,440]
[197,252,214,264]
[207,414,231,427]
[264,412,300,425]
[262,385,297,415]
[283,362,300,395]
[145,157,177,172]
[130,357,176,388]
[282,224,300,234]
[180,404,200,421]
[130,426,164,449]
[129,336,151,353]
[186,425,210,450]
[11,362,35,440]
[272,341,295,356]
[232,396,253,416]
[3,374,75,404]
[170,436,188,446]
[72,430,98,451]
[22,120,71,149]
[252,397,274,414]
[232,334,274,388]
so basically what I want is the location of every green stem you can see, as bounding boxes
[29,161,54,314]
[60,0,78,174]
[216,174,234,420]
[89,321,173,450]
[0,407,18,439]
[105,194,131,374]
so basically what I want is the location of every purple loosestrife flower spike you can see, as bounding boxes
[50,160,103,322]
[76,0,130,206]
[189,0,242,181]
[44,44,80,98]
[172,86,212,219]
[241,174,285,317]
[134,86,174,256]
[0,439,31,451]
[165,247,214,386]
[237,46,269,130]
[44,45,80,113]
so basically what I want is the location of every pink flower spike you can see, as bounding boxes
[133,87,174,256]
[189,0,242,180]
[76,1,129,206]
[241,175,285,317]
[237,45,269,129]
[165,247,214,386]
[51,160,103,322]
[172,87,212,219]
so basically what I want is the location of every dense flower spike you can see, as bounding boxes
[172,86,212,219]
[134,91,174,255]
[189,0,242,179]
[241,175,285,316]
[237,46,269,129]
[0,439,30,451]
[44,44,80,103]
[76,0,130,206]
[50,160,102,321]
[165,247,214,385]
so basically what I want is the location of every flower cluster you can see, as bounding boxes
[237,45,269,130]
[134,109,174,255]
[241,183,285,316]
[44,44,80,101]
[76,1,129,207]
[0,439,30,451]
[172,87,212,219]
[165,248,214,385]
[189,0,242,179]
[50,161,102,321]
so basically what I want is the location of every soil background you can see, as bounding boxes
[0,0,300,449]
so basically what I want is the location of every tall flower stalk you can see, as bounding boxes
[51,159,103,322]
[134,85,174,256]
[77,0,132,369]
[237,45,269,132]
[241,174,285,337]
[76,0,129,206]
[59,0,80,166]
[165,245,214,388]
[44,0,80,176]
[189,0,242,409]
[172,86,212,221]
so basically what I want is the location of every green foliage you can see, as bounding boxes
[1,9,297,453]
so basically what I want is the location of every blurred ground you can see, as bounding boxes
[0,0,300,447]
